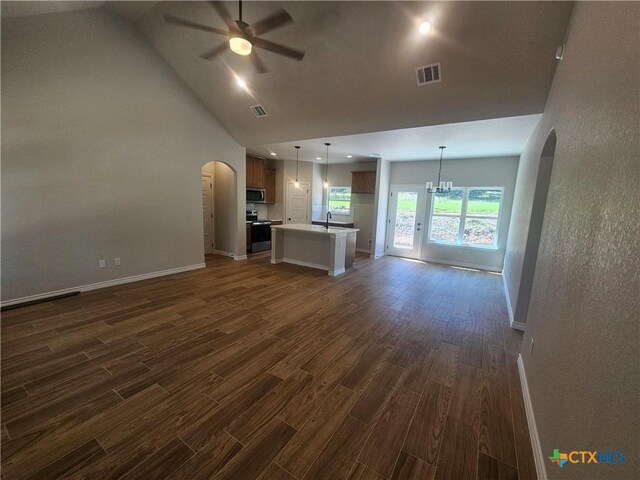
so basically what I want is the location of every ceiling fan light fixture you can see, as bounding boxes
[418,21,431,35]
[229,36,252,56]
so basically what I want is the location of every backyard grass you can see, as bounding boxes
[396,198,500,216]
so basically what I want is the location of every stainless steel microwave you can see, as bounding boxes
[246,187,266,203]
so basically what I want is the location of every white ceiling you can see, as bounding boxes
[0,1,105,18]
[126,1,573,146]
[248,113,542,163]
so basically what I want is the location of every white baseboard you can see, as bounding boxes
[421,257,502,273]
[502,274,523,330]
[518,354,547,480]
[214,250,234,257]
[329,268,346,277]
[0,263,205,308]
[234,255,247,261]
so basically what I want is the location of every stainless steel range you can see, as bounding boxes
[246,210,272,253]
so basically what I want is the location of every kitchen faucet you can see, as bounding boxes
[325,211,332,229]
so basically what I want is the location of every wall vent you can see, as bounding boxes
[250,104,268,117]
[416,63,441,86]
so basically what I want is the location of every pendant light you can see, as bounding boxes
[294,145,301,188]
[324,142,331,189]
[427,146,453,194]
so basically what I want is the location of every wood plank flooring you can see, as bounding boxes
[1,254,536,480]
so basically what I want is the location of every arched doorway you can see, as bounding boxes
[201,161,238,259]
[514,129,557,326]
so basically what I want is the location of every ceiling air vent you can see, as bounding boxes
[250,104,268,117]
[416,62,441,86]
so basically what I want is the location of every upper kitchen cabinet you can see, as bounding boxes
[351,171,376,194]
[263,168,276,204]
[246,155,264,187]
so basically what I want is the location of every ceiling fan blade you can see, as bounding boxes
[164,14,228,36]
[253,38,305,61]
[250,51,269,74]
[209,1,236,30]
[200,43,229,60]
[248,9,293,37]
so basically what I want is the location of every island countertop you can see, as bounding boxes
[271,223,359,237]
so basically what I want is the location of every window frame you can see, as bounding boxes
[327,186,352,216]
[427,186,504,250]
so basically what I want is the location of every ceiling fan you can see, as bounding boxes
[164,1,305,74]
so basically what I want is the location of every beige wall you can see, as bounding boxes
[320,162,377,252]
[213,162,237,254]
[372,158,391,258]
[391,156,519,271]
[1,8,246,302]
[505,3,639,478]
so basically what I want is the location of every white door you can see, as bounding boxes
[286,182,310,224]
[202,174,214,254]
[386,185,426,259]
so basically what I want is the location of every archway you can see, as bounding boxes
[201,161,239,260]
[514,129,557,326]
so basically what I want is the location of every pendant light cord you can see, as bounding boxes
[436,146,445,187]
[294,146,300,181]
[324,143,331,184]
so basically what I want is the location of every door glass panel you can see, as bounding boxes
[393,191,418,249]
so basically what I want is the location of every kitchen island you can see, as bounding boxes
[271,224,359,276]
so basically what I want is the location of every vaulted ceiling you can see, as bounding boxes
[107,1,572,148]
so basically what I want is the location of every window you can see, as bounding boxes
[328,186,351,215]
[428,187,502,248]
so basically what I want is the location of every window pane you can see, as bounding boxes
[393,191,418,248]
[433,189,463,214]
[328,187,351,215]
[430,216,460,243]
[467,189,501,217]
[463,218,498,246]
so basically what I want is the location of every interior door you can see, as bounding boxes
[386,185,426,259]
[202,175,214,254]
[286,182,310,224]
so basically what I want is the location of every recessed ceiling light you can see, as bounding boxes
[418,21,431,35]
[316,157,322,160]
[270,152,277,156]
[347,155,353,158]
[236,77,247,89]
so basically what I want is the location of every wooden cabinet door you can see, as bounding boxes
[352,171,376,194]
[246,156,264,187]
[264,168,276,204]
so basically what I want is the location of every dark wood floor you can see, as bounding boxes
[1,253,536,480]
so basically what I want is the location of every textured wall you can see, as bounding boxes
[1,8,246,301]
[512,3,639,479]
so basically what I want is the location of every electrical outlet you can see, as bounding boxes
[115,257,121,266]
[98,259,106,268]
[530,338,535,356]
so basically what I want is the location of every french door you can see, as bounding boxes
[386,185,426,259]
